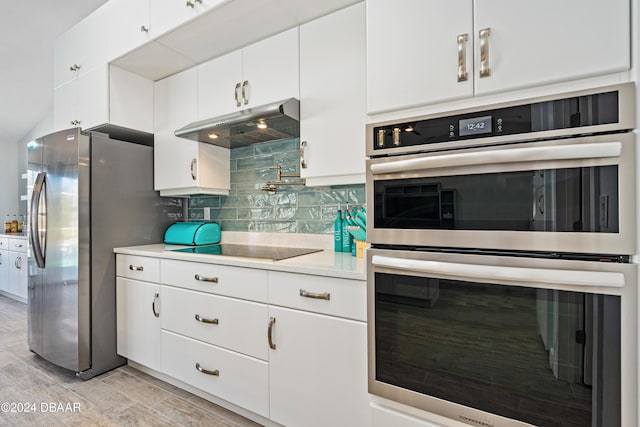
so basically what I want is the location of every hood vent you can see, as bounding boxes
[174,98,300,149]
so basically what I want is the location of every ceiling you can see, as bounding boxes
[0,0,108,146]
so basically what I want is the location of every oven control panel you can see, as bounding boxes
[369,85,627,156]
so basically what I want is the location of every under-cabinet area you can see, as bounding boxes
[115,251,368,427]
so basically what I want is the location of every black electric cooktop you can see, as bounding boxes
[171,244,322,261]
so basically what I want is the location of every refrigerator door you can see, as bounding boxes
[33,128,90,372]
[27,135,44,356]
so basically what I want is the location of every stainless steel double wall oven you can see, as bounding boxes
[366,83,637,427]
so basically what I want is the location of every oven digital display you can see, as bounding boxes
[459,115,492,136]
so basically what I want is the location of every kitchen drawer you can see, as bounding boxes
[0,237,8,250]
[160,260,268,302]
[268,272,366,321]
[116,254,160,283]
[8,238,27,253]
[162,286,268,360]
[161,330,269,418]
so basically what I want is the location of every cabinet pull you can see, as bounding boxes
[234,82,241,107]
[152,293,160,318]
[69,64,81,71]
[195,314,219,324]
[15,256,22,269]
[299,289,330,300]
[195,362,219,376]
[194,274,218,283]
[140,25,149,33]
[300,141,308,169]
[479,27,491,78]
[241,80,249,105]
[186,0,195,7]
[268,317,276,350]
[129,265,144,271]
[190,158,197,181]
[457,33,469,82]
[70,120,81,126]
[14,244,23,248]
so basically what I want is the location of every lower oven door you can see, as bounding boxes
[367,132,635,255]
[367,248,637,427]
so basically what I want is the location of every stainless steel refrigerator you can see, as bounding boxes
[27,128,181,379]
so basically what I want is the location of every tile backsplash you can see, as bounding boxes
[188,138,365,234]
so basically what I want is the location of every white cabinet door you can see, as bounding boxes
[366,0,473,114]
[149,0,224,39]
[76,65,109,131]
[109,65,154,133]
[269,306,369,427]
[154,68,230,196]
[197,50,243,119]
[300,3,367,186]
[53,80,78,132]
[473,0,630,95]
[0,250,8,293]
[242,27,300,108]
[8,251,27,299]
[101,0,151,59]
[116,277,161,371]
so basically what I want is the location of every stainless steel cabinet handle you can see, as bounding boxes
[300,141,308,169]
[186,0,195,7]
[152,293,160,318]
[457,33,469,82]
[195,314,219,324]
[234,82,241,107]
[195,363,219,376]
[190,158,197,181]
[129,265,144,271]
[268,317,276,350]
[69,64,81,71]
[70,120,81,126]
[194,274,218,283]
[479,27,491,78]
[14,244,23,248]
[299,289,331,300]
[241,80,249,105]
[140,25,149,33]
[15,257,22,269]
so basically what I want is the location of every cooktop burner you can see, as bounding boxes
[171,244,322,261]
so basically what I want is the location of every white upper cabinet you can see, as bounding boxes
[100,0,151,59]
[53,65,153,134]
[154,68,231,197]
[473,0,630,96]
[367,0,473,114]
[300,2,367,186]
[198,28,300,119]
[149,0,225,40]
[366,0,630,114]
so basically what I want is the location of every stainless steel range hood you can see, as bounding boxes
[174,98,299,149]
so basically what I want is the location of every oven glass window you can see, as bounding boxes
[375,273,621,427]
[374,165,619,232]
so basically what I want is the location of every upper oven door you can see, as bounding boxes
[366,132,635,255]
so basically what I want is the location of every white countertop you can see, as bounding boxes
[0,232,28,240]
[114,235,366,281]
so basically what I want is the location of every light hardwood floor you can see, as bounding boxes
[0,295,262,426]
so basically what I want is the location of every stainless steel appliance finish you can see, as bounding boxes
[28,128,181,379]
[367,247,637,427]
[171,244,322,261]
[365,83,638,427]
[174,98,300,148]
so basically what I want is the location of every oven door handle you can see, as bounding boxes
[369,141,622,175]
[371,255,626,289]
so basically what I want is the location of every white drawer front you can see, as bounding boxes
[116,254,160,283]
[161,259,268,302]
[8,238,27,253]
[161,330,269,417]
[162,286,268,360]
[268,272,366,321]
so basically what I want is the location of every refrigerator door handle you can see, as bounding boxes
[30,171,47,268]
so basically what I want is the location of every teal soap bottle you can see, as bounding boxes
[334,209,343,252]
[342,210,353,253]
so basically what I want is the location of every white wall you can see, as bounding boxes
[0,141,19,221]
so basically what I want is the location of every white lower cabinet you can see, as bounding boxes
[162,330,270,417]
[3,237,28,301]
[0,248,8,294]
[268,305,369,427]
[116,254,368,425]
[116,277,161,371]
